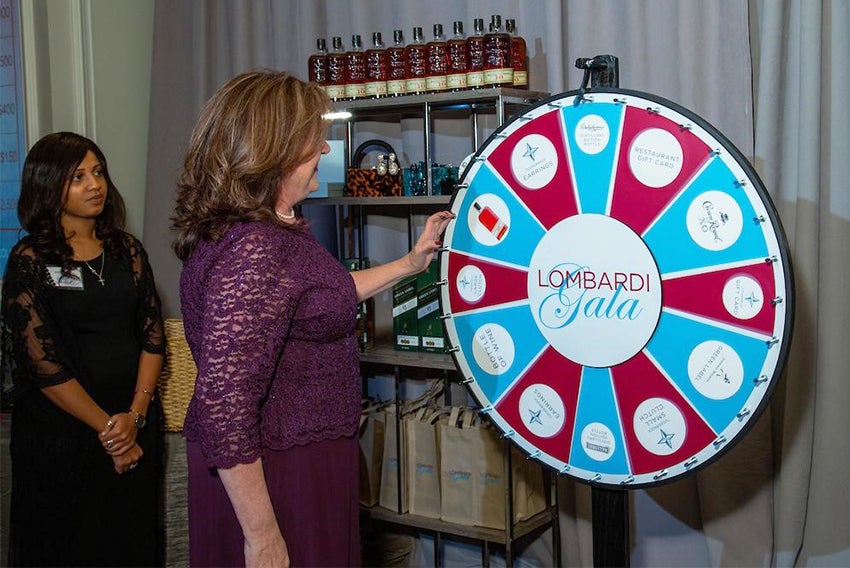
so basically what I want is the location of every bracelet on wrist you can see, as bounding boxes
[135,388,156,401]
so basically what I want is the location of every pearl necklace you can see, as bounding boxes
[83,253,105,286]
[276,208,296,221]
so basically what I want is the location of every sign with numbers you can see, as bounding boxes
[0,0,26,275]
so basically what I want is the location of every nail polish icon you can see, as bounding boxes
[473,201,508,240]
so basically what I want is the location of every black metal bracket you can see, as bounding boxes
[575,55,620,89]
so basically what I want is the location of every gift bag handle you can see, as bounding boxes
[352,139,397,168]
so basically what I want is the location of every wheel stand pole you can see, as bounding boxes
[574,54,630,568]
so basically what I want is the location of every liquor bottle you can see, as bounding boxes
[365,32,388,98]
[425,24,448,93]
[473,201,508,240]
[325,36,347,101]
[307,38,328,91]
[404,26,427,95]
[386,29,408,96]
[344,34,367,100]
[505,18,528,90]
[483,15,513,88]
[466,18,485,89]
[446,21,468,91]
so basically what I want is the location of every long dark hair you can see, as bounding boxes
[172,70,331,261]
[18,132,126,267]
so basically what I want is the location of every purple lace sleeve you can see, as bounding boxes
[184,229,296,468]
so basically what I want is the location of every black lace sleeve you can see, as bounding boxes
[1,241,76,405]
[123,233,165,356]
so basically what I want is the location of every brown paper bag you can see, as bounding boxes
[379,406,408,512]
[378,380,445,513]
[476,420,551,529]
[475,418,510,530]
[406,407,450,519]
[358,401,386,507]
[511,445,548,522]
[439,407,478,525]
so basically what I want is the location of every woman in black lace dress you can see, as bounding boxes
[1,132,165,566]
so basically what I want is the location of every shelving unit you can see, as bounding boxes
[333,87,548,196]
[306,88,560,567]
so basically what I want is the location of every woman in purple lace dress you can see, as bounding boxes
[172,70,453,567]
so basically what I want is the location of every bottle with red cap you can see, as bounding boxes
[307,38,328,92]
[483,15,513,88]
[365,32,388,98]
[426,24,448,93]
[505,18,528,90]
[325,36,347,100]
[344,34,367,100]
[466,18,485,89]
[405,26,428,95]
[446,21,469,91]
[386,29,408,97]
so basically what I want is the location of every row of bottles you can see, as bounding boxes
[308,15,528,100]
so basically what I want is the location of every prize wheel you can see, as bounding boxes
[439,88,794,489]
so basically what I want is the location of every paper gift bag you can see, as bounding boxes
[439,407,478,525]
[511,445,548,522]
[475,419,510,530]
[358,401,386,507]
[379,406,408,512]
[406,407,449,519]
[475,420,550,529]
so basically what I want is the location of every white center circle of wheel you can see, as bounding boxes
[526,214,662,367]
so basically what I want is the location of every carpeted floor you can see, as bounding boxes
[0,415,190,567]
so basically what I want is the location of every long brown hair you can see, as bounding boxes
[171,70,331,260]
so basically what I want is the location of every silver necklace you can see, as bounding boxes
[83,253,105,286]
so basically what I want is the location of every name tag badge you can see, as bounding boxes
[46,265,85,290]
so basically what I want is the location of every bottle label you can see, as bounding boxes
[345,83,367,98]
[466,71,485,87]
[447,73,468,90]
[325,84,347,99]
[365,81,388,97]
[475,202,509,240]
[484,67,514,85]
[513,71,528,87]
[425,75,448,91]
[387,79,407,95]
[406,77,427,93]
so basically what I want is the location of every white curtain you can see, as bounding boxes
[143,1,849,565]
[751,0,850,566]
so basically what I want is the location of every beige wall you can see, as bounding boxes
[21,0,154,237]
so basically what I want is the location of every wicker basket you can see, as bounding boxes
[159,318,197,432]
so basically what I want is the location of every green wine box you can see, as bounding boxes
[417,262,446,353]
[393,275,419,351]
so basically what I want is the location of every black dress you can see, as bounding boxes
[1,233,165,567]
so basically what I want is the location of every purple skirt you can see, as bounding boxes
[187,436,360,567]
